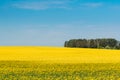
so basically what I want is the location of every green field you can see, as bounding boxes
[0,61,120,80]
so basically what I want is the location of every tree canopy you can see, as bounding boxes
[64,38,120,49]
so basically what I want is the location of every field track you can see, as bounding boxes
[0,46,120,63]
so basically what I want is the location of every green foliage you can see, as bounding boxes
[64,38,119,49]
[105,45,111,49]
[1,61,120,80]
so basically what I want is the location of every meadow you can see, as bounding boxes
[1,47,120,79]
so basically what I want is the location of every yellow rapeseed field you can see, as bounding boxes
[0,46,120,63]
[1,47,120,79]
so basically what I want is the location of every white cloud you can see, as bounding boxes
[12,0,71,10]
[81,3,103,8]
[110,5,120,9]
[12,0,104,10]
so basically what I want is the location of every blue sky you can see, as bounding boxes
[0,0,120,46]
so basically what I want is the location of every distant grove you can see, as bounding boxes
[64,38,120,49]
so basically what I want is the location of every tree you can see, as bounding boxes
[89,39,97,48]
[64,38,119,49]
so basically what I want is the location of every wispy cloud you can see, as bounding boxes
[110,5,120,9]
[12,0,71,10]
[80,3,103,8]
[12,1,103,10]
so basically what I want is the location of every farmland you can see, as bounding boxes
[1,46,120,63]
[0,61,120,80]
[1,47,120,79]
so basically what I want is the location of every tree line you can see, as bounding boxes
[64,38,120,49]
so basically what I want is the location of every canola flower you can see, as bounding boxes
[0,61,120,80]
[0,47,120,80]
[0,46,120,63]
